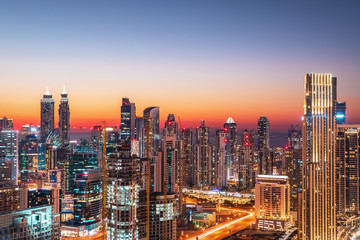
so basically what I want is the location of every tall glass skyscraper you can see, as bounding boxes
[58,86,70,146]
[257,116,269,149]
[40,87,55,142]
[301,73,337,239]
[120,97,136,141]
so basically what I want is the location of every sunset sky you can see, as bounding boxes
[1,1,360,131]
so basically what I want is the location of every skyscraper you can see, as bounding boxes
[0,130,18,185]
[120,97,136,141]
[239,129,255,190]
[336,102,346,125]
[182,128,194,187]
[58,86,70,146]
[224,117,237,180]
[143,106,160,155]
[215,130,227,188]
[107,143,141,240]
[195,120,212,187]
[336,124,360,216]
[301,73,337,239]
[40,87,55,142]
[257,116,270,149]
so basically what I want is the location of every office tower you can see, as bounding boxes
[258,116,270,149]
[40,87,55,142]
[182,128,194,187]
[215,130,227,188]
[65,152,98,193]
[288,125,302,149]
[255,175,291,231]
[162,114,181,194]
[0,130,18,185]
[0,117,13,130]
[71,170,103,235]
[336,102,346,124]
[239,129,255,190]
[284,146,302,212]
[0,205,58,239]
[301,73,337,240]
[19,133,39,181]
[120,97,136,141]
[0,185,19,213]
[58,86,70,146]
[195,120,212,188]
[224,117,237,180]
[149,193,177,239]
[336,125,360,216]
[143,106,160,155]
[107,143,141,240]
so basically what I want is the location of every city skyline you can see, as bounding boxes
[1,1,360,130]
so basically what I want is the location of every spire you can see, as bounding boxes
[226,116,235,124]
[62,85,67,94]
[46,86,50,95]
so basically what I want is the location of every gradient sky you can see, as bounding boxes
[1,1,360,131]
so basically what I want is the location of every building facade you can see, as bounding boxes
[40,87,55,142]
[301,73,337,239]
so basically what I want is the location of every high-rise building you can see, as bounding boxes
[19,134,39,181]
[58,86,70,146]
[255,175,291,231]
[257,116,270,149]
[72,170,103,235]
[239,129,255,190]
[107,143,142,240]
[162,114,181,194]
[20,124,40,140]
[40,87,55,142]
[215,130,227,188]
[0,117,13,130]
[0,130,18,185]
[120,97,136,141]
[65,152,98,193]
[148,193,177,239]
[336,124,360,216]
[195,120,212,188]
[182,128,194,187]
[224,117,237,180]
[301,73,337,239]
[143,107,160,155]
[336,102,346,125]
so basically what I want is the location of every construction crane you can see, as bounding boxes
[101,121,107,240]
[135,115,151,240]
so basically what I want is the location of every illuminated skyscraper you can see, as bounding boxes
[195,120,212,187]
[257,116,270,149]
[58,86,70,146]
[40,87,55,142]
[0,130,18,185]
[336,102,346,125]
[107,143,141,240]
[182,128,194,187]
[215,130,227,188]
[239,129,255,190]
[120,97,136,141]
[301,73,337,239]
[224,117,237,180]
[336,125,360,216]
[143,106,160,155]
